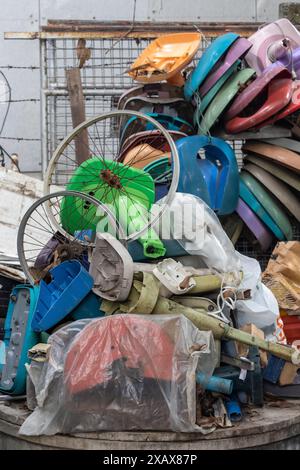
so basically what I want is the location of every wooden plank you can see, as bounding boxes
[65,68,89,165]
[4,27,255,40]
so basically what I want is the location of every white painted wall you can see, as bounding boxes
[0,0,290,174]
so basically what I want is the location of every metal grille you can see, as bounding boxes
[236,219,300,271]
[43,34,247,169]
[43,33,212,168]
[45,38,155,91]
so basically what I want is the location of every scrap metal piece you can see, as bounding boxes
[221,354,255,371]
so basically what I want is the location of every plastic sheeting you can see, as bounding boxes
[156,193,242,277]
[19,314,217,436]
[156,193,282,340]
[234,252,286,343]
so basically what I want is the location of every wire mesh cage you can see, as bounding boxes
[44,33,212,168]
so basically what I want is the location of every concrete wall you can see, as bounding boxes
[0,0,291,174]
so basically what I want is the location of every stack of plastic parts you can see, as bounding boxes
[122,34,200,144]
[116,36,200,219]
[222,138,300,252]
[239,171,293,241]
[179,20,300,136]
[184,32,243,101]
[224,63,293,134]
[243,140,300,174]
[3,26,300,434]
[19,315,217,435]
[199,68,257,135]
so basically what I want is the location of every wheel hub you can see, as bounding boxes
[100,169,122,189]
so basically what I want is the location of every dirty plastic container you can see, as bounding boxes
[31,261,93,332]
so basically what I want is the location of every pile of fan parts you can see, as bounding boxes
[1,18,300,437]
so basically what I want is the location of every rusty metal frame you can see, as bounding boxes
[4,20,266,40]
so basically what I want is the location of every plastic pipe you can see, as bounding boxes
[225,398,242,422]
[196,371,233,395]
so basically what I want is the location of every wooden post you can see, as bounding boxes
[66,67,89,164]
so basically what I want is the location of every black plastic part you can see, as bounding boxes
[0,275,19,318]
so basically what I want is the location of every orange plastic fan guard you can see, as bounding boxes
[64,315,175,395]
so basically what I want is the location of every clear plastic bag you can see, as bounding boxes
[156,193,241,276]
[233,252,285,343]
[19,314,217,436]
[156,194,282,338]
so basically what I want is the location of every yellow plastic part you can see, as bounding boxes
[128,33,201,85]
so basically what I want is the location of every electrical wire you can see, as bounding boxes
[203,277,238,324]
[0,136,41,142]
[0,65,39,70]
[2,98,40,103]
[104,0,137,56]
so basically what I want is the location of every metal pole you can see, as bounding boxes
[40,39,48,176]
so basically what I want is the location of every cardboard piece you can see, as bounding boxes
[279,362,300,386]
[262,242,300,315]
[28,343,51,363]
